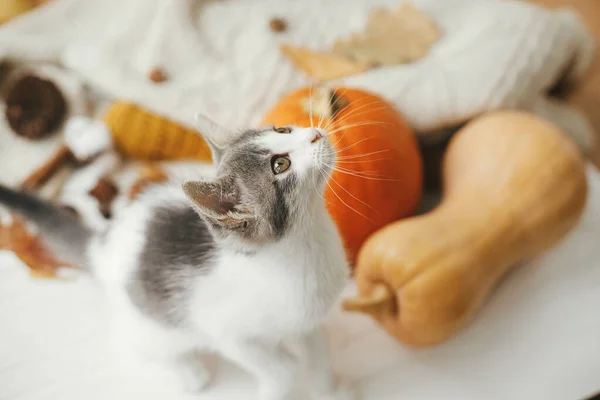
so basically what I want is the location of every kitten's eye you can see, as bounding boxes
[274,127,292,134]
[271,155,291,174]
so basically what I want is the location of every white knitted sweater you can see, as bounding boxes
[0,0,594,144]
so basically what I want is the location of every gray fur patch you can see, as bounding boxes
[278,173,297,195]
[216,137,292,241]
[271,180,289,236]
[230,128,268,146]
[127,205,216,327]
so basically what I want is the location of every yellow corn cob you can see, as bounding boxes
[0,0,36,25]
[103,101,212,162]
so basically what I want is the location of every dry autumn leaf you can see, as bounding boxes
[89,176,119,219]
[279,2,440,81]
[332,2,440,66]
[128,163,169,200]
[280,44,369,82]
[0,214,74,278]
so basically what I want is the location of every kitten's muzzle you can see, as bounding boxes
[311,131,323,144]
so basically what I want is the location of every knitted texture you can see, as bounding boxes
[103,101,212,162]
[0,0,593,147]
[339,0,595,133]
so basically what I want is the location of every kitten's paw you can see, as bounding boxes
[180,368,210,393]
[174,354,211,393]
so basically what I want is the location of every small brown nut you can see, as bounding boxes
[269,18,287,33]
[148,67,168,83]
[88,177,119,219]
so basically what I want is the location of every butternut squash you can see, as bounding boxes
[343,111,588,347]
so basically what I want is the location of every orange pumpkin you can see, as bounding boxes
[262,86,423,264]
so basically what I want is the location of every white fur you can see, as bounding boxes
[86,124,354,400]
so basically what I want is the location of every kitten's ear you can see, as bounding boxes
[195,113,234,165]
[182,178,253,229]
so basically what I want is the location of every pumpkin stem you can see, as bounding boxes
[329,90,349,120]
[342,283,395,315]
[300,86,350,123]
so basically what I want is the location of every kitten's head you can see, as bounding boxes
[183,114,334,245]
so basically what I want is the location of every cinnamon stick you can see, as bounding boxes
[21,145,72,191]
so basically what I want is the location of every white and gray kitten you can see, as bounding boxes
[0,114,354,400]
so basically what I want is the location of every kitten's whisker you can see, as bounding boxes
[334,136,378,154]
[329,174,379,215]
[336,157,392,164]
[324,101,389,130]
[310,167,319,198]
[334,165,394,178]
[319,89,336,129]
[329,87,350,115]
[323,162,400,182]
[323,118,335,133]
[343,166,396,178]
[318,167,374,223]
[330,111,391,132]
[327,101,388,128]
[336,136,389,155]
[326,121,392,136]
[333,170,400,182]
[341,100,389,114]
[336,149,392,160]
[325,120,392,137]
[320,128,348,151]
[319,87,351,130]
[330,130,348,149]
[317,86,335,129]
[308,85,315,130]
[318,96,394,138]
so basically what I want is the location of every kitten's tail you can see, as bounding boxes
[0,184,92,268]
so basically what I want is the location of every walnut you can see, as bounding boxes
[5,74,67,140]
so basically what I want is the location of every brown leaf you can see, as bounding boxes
[0,217,11,248]
[332,2,441,66]
[280,44,369,81]
[0,214,74,278]
[128,163,169,200]
[89,177,119,219]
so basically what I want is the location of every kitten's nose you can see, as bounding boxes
[311,130,323,144]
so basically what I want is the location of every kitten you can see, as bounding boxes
[0,114,354,400]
